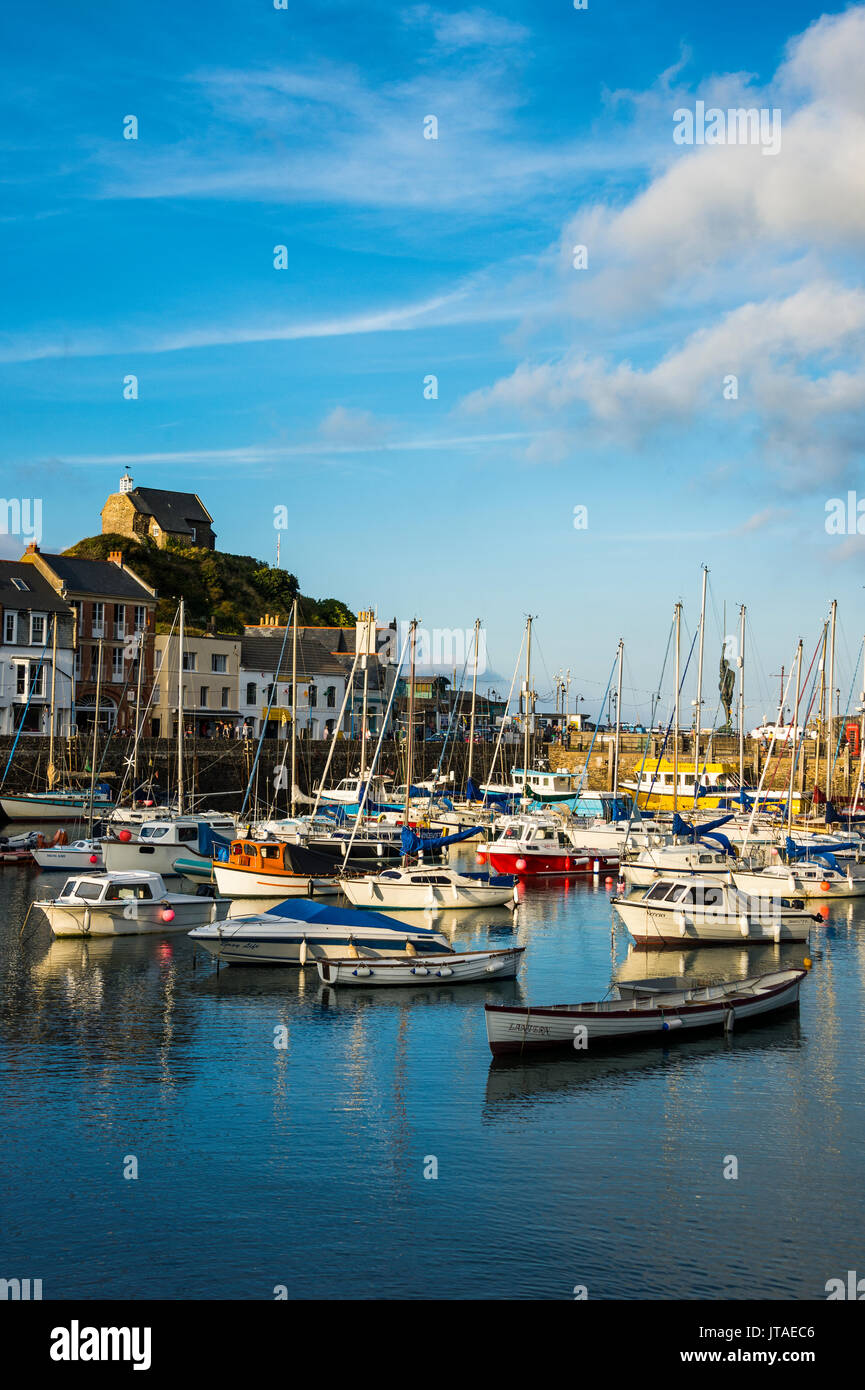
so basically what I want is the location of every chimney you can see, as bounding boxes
[109,550,123,567]
[25,541,39,554]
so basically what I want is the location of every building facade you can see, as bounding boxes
[0,560,75,736]
[152,632,241,738]
[22,547,157,733]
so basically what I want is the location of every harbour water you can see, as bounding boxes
[1,845,862,1301]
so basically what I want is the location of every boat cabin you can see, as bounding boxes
[57,870,169,902]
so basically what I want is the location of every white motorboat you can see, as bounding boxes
[484,967,808,1055]
[317,945,524,987]
[35,870,228,937]
[339,865,518,910]
[621,842,734,887]
[189,897,453,966]
[732,857,865,900]
[102,817,232,876]
[32,838,104,871]
[108,805,235,833]
[612,875,817,946]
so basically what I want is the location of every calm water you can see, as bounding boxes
[1,837,863,1300]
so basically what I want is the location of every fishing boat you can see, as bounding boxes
[211,838,339,898]
[339,864,518,910]
[33,837,104,870]
[102,817,232,876]
[188,897,453,966]
[612,875,817,945]
[484,967,808,1055]
[317,945,524,987]
[481,816,619,878]
[35,870,227,937]
[621,759,805,815]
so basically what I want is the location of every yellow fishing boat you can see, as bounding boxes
[621,760,806,814]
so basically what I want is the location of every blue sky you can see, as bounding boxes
[2,1,864,723]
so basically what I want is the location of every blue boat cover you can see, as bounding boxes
[784,835,857,873]
[400,824,482,855]
[198,823,232,858]
[672,813,735,856]
[264,896,443,933]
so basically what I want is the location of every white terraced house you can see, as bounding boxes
[0,560,75,735]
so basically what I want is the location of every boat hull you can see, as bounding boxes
[212,863,334,898]
[487,849,617,877]
[1,794,113,821]
[189,925,453,966]
[40,897,225,938]
[485,970,805,1054]
[340,877,516,909]
[731,868,865,899]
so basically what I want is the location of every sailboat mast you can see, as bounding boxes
[694,565,707,794]
[87,639,103,838]
[853,635,865,817]
[788,638,803,833]
[404,619,417,828]
[467,617,481,784]
[359,611,371,785]
[673,603,681,813]
[290,598,298,818]
[522,616,533,794]
[825,598,837,805]
[177,598,185,815]
[133,628,144,786]
[48,613,58,786]
[738,604,746,790]
[612,639,624,794]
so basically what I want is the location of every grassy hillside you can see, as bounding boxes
[65,534,356,634]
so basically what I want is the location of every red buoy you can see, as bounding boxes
[118,829,132,843]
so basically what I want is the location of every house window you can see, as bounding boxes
[246,682,256,705]
[190,527,197,543]
[4,612,16,644]
[113,605,126,638]
[74,649,81,678]
[182,652,196,671]
[222,687,230,708]
[326,685,336,708]
[211,653,227,673]
[155,648,163,669]
[10,577,29,591]
[308,685,317,708]
[30,613,47,645]
[152,684,160,703]
[113,647,125,680]
[266,683,275,704]
[92,602,104,635]
[134,605,146,631]
[200,686,208,708]
[16,662,44,698]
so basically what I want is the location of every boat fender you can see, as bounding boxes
[90,854,99,864]
[661,1017,682,1030]
[485,960,504,973]
[739,914,751,937]
[515,857,527,872]
[820,881,831,892]
[299,938,308,965]
[436,966,453,977]
[353,966,373,977]
[410,966,430,976]
[161,907,176,923]
[673,911,687,937]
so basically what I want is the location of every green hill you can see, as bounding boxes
[65,534,356,634]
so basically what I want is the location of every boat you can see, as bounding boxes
[611,875,817,945]
[314,774,395,814]
[318,945,524,987]
[732,839,865,900]
[35,870,228,937]
[484,967,808,1054]
[102,817,232,876]
[621,842,734,888]
[211,838,339,898]
[0,786,114,821]
[33,837,104,870]
[481,815,619,878]
[0,830,40,863]
[339,864,518,910]
[188,896,454,966]
[620,759,805,814]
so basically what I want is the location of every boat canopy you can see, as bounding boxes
[465,777,520,810]
[785,835,858,873]
[399,824,482,856]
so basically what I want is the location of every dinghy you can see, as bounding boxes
[317,945,524,987]
[33,838,104,870]
[485,966,808,1055]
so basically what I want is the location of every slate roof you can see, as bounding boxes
[0,560,71,613]
[241,632,347,680]
[127,487,212,536]
[29,554,156,601]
